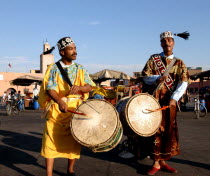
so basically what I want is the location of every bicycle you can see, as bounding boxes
[6,99,21,116]
[194,98,207,119]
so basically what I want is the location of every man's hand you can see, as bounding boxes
[69,85,81,95]
[68,84,92,95]
[169,99,176,108]
[57,99,68,113]
[47,90,68,113]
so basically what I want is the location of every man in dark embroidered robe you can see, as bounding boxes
[142,31,190,175]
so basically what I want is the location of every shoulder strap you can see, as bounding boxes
[162,57,177,77]
[152,56,177,95]
[56,61,73,87]
[152,54,177,77]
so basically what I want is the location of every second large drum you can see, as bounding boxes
[70,99,123,152]
[116,93,162,137]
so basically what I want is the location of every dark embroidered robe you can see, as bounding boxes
[142,54,189,160]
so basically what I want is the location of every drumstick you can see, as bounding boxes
[145,106,169,112]
[67,110,93,118]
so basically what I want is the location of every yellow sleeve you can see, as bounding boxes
[38,64,54,108]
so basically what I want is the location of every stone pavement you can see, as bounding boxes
[0,110,210,176]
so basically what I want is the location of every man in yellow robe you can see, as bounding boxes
[38,37,96,176]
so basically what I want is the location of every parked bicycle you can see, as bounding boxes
[194,98,207,119]
[6,99,21,116]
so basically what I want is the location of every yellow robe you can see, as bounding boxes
[39,63,93,159]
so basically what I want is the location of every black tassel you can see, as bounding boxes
[174,31,190,40]
[43,46,55,55]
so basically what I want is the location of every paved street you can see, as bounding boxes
[0,109,210,176]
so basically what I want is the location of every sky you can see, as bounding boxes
[0,0,210,76]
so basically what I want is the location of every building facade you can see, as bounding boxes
[0,42,54,97]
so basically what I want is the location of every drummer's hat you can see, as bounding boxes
[43,37,74,55]
[160,31,190,40]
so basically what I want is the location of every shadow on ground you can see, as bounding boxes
[0,130,65,176]
[1,128,210,175]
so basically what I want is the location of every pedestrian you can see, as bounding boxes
[38,36,96,176]
[33,83,39,101]
[16,91,25,110]
[2,91,6,102]
[7,93,11,100]
[142,31,190,175]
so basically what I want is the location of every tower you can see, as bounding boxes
[43,42,51,52]
[40,42,54,74]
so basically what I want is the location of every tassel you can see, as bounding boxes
[43,46,55,55]
[174,31,190,40]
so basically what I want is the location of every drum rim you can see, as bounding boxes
[115,96,130,108]
[125,93,162,137]
[92,122,123,152]
[70,99,121,147]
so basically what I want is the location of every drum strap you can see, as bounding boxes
[56,61,73,87]
[56,61,96,111]
[152,55,176,93]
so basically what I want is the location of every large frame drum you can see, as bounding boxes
[70,99,123,152]
[116,93,162,137]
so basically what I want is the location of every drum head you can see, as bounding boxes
[126,93,162,137]
[71,99,119,147]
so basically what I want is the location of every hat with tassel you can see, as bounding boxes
[43,37,74,55]
[160,31,190,40]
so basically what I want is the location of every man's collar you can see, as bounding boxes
[160,52,174,59]
[59,60,74,68]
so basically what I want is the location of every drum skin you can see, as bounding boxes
[70,99,122,152]
[116,93,162,137]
